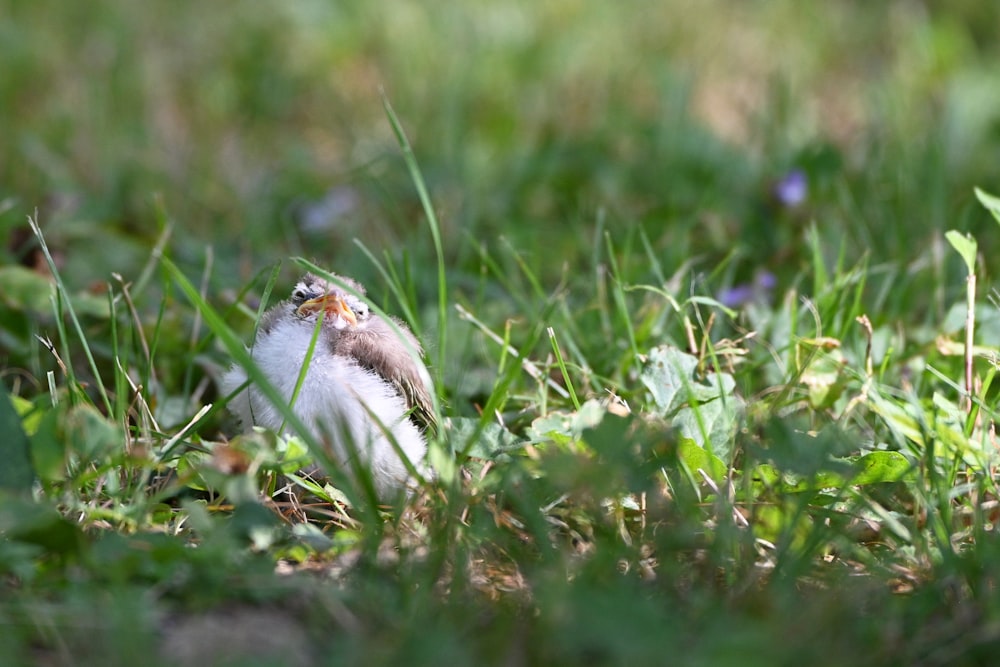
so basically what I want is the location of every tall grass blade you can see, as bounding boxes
[382,94,448,389]
[28,212,112,415]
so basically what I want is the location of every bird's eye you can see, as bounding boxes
[346,298,369,320]
[290,285,314,304]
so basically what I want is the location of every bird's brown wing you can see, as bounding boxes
[338,316,437,433]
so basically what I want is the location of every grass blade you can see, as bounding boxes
[28,212,112,415]
[382,93,448,390]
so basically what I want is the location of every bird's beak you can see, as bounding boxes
[296,294,358,326]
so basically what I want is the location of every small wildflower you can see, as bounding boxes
[717,271,777,308]
[717,284,755,309]
[774,169,808,208]
[756,271,777,291]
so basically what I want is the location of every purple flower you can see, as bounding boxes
[756,270,777,290]
[774,169,808,207]
[717,284,755,309]
[717,271,777,308]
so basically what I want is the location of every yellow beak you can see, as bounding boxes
[295,294,358,326]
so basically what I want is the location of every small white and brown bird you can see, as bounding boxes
[221,271,434,497]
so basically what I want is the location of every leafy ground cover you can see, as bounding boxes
[4,1,1000,665]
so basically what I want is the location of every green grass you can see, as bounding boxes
[4,1,1000,665]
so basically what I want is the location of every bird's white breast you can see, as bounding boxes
[221,314,426,496]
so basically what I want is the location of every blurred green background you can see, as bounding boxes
[4,0,1000,296]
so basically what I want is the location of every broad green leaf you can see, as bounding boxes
[752,451,910,495]
[0,265,52,314]
[672,396,743,462]
[274,434,310,474]
[975,187,1000,226]
[448,417,526,459]
[677,438,727,483]
[0,385,35,493]
[641,346,737,414]
[10,394,45,435]
[525,399,610,447]
[30,408,66,483]
[752,463,782,487]
[641,345,742,460]
[65,404,124,460]
[850,451,911,485]
[640,345,699,414]
[945,230,977,274]
[29,404,125,483]
[0,265,109,318]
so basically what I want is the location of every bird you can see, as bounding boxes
[221,271,434,498]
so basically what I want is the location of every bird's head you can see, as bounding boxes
[291,273,369,331]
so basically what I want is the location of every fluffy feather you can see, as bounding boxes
[221,273,432,497]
